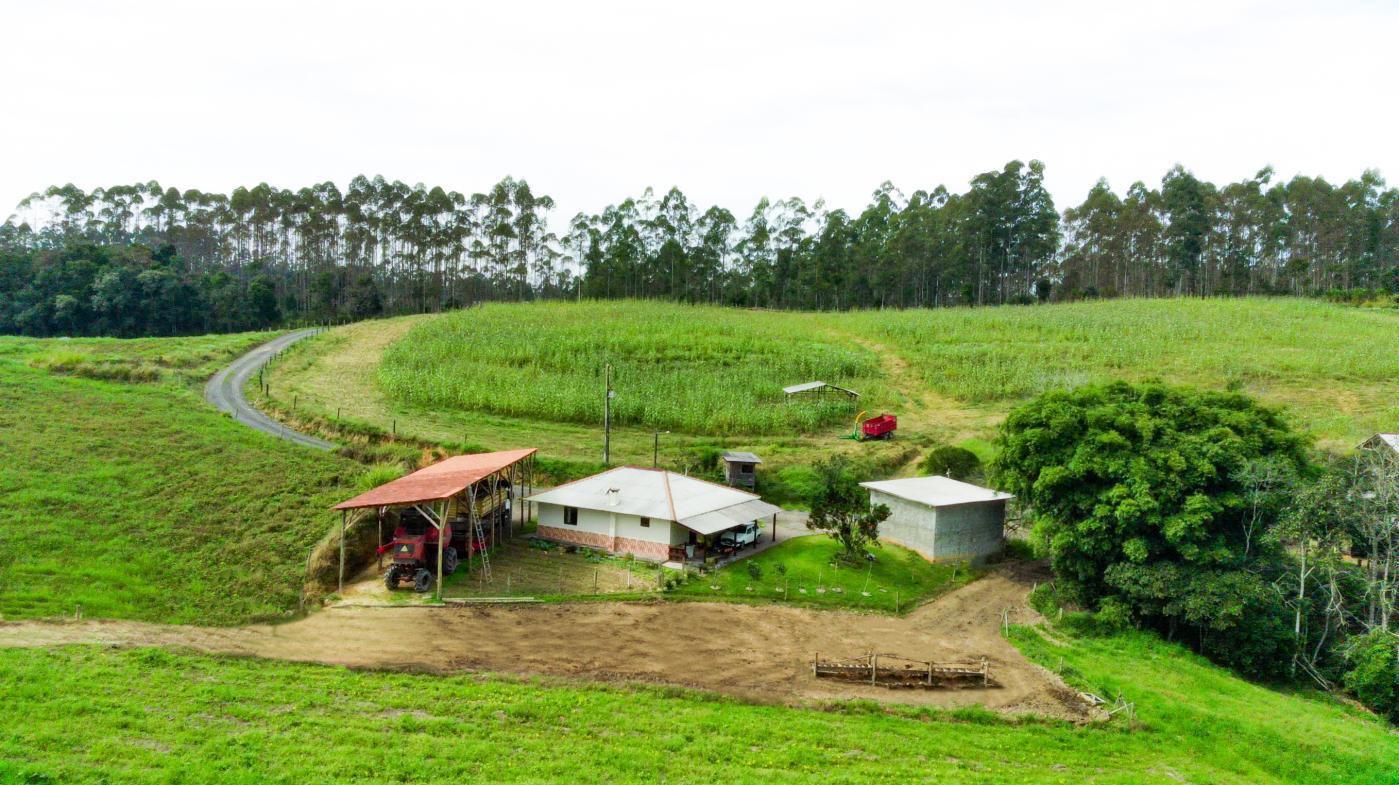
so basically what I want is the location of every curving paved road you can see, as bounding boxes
[204,328,335,451]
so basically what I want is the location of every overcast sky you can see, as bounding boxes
[3,0,1396,224]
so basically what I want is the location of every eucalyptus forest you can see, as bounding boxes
[2,161,1396,337]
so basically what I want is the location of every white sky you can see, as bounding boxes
[3,0,1396,224]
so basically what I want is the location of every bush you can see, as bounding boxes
[745,561,762,581]
[919,445,982,481]
[1343,630,1399,723]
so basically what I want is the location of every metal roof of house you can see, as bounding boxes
[333,448,537,510]
[860,475,1012,508]
[721,451,763,464]
[1362,433,1399,454]
[526,466,782,535]
[782,381,859,397]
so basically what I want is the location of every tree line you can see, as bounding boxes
[2,162,1396,336]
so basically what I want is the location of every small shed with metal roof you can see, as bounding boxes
[720,450,763,489]
[527,466,783,562]
[782,381,860,400]
[1361,433,1399,457]
[859,475,1012,564]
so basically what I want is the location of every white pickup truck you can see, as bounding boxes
[718,522,761,551]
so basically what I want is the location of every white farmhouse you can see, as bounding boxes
[527,466,783,562]
[859,475,1012,564]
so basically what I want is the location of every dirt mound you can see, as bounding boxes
[0,562,1092,721]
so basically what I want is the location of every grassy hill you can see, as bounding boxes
[1,305,1396,782]
[0,333,355,624]
[2,628,1393,785]
[264,298,1398,476]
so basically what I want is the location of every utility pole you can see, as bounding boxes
[653,430,669,468]
[603,363,612,465]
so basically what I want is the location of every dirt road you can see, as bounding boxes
[203,328,335,450]
[0,562,1091,720]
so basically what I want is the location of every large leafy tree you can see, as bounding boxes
[992,381,1309,595]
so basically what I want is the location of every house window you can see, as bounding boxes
[564,507,578,526]
[639,517,650,527]
[741,464,754,474]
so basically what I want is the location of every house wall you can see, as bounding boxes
[868,491,1005,564]
[535,503,673,561]
[930,501,1006,563]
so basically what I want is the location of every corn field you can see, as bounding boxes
[379,297,1399,443]
[380,301,886,434]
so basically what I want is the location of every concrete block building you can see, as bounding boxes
[859,475,1012,564]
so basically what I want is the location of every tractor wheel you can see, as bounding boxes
[413,568,434,593]
[443,547,459,575]
[383,566,402,591]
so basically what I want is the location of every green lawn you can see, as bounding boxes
[2,635,1392,785]
[0,334,355,624]
[669,536,972,612]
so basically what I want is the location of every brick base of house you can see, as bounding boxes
[536,526,669,562]
[612,534,670,561]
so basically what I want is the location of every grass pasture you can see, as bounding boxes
[2,636,1392,785]
[0,334,353,624]
[841,297,1399,448]
[4,330,276,385]
[670,536,971,612]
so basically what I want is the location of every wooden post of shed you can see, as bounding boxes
[435,499,446,601]
[338,510,346,594]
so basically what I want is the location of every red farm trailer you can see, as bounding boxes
[860,413,898,440]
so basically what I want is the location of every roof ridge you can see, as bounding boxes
[660,469,677,522]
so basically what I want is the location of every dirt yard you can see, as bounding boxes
[0,562,1092,721]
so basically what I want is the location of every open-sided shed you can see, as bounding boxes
[1361,433,1399,457]
[783,381,860,400]
[331,448,538,596]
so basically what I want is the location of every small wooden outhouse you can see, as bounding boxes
[721,451,762,489]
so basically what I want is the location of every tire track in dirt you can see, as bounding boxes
[0,563,1093,721]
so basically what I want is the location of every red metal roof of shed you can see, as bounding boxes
[332,448,537,510]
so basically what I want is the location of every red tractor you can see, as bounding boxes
[380,491,511,592]
[380,509,458,592]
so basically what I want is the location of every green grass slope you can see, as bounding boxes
[841,297,1399,449]
[2,636,1392,785]
[669,536,971,612]
[0,334,354,624]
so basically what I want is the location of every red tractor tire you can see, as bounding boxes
[443,547,460,575]
[384,566,403,591]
